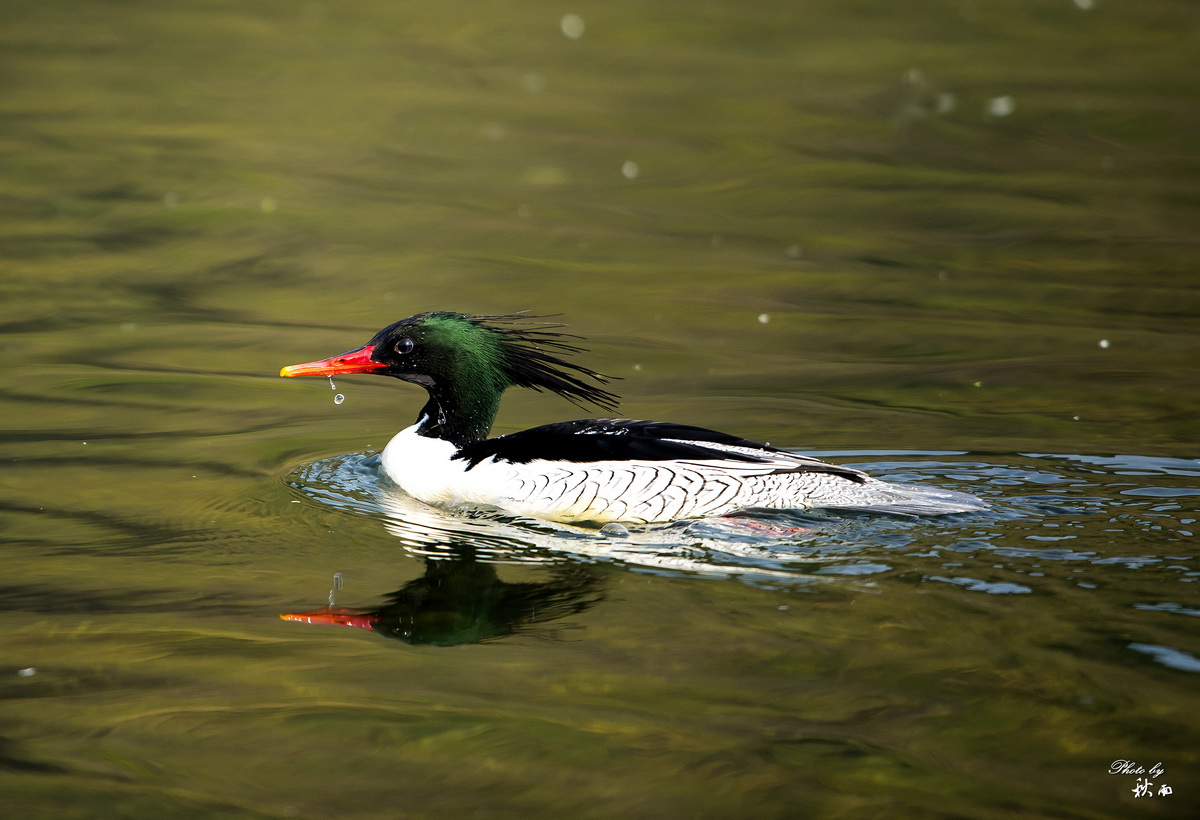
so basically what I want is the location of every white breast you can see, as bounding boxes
[380,424,472,506]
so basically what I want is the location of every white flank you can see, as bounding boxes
[382,426,986,524]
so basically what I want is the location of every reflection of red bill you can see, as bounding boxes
[279,607,381,632]
[279,345,386,378]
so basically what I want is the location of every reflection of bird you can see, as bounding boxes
[280,558,602,646]
[281,312,985,524]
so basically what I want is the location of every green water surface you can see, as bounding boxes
[1,1,1198,818]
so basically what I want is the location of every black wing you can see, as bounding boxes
[453,418,867,483]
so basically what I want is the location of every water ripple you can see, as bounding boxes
[286,450,1199,591]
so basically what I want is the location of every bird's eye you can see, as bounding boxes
[394,338,415,355]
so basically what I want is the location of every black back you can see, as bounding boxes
[453,418,867,483]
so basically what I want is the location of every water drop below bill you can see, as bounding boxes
[328,376,344,405]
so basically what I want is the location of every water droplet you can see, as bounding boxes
[17,667,36,677]
[327,376,337,391]
[333,394,345,405]
[561,13,585,39]
[986,95,1015,117]
[1098,339,1110,349]
[621,160,639,179]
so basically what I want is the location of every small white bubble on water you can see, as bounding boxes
[561,13,585,39]
[758,313,770,324]
[333,394,345,405]
[17,667,36,677]
[987,96,1015,117]
[621,160,639,179]
[522,72,546,94]
[1098,339,1110,348]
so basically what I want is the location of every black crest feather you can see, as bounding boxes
[464,313,621,412]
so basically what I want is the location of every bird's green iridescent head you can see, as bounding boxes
[280,312,619,444]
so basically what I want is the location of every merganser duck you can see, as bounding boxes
[280,312,986,524]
